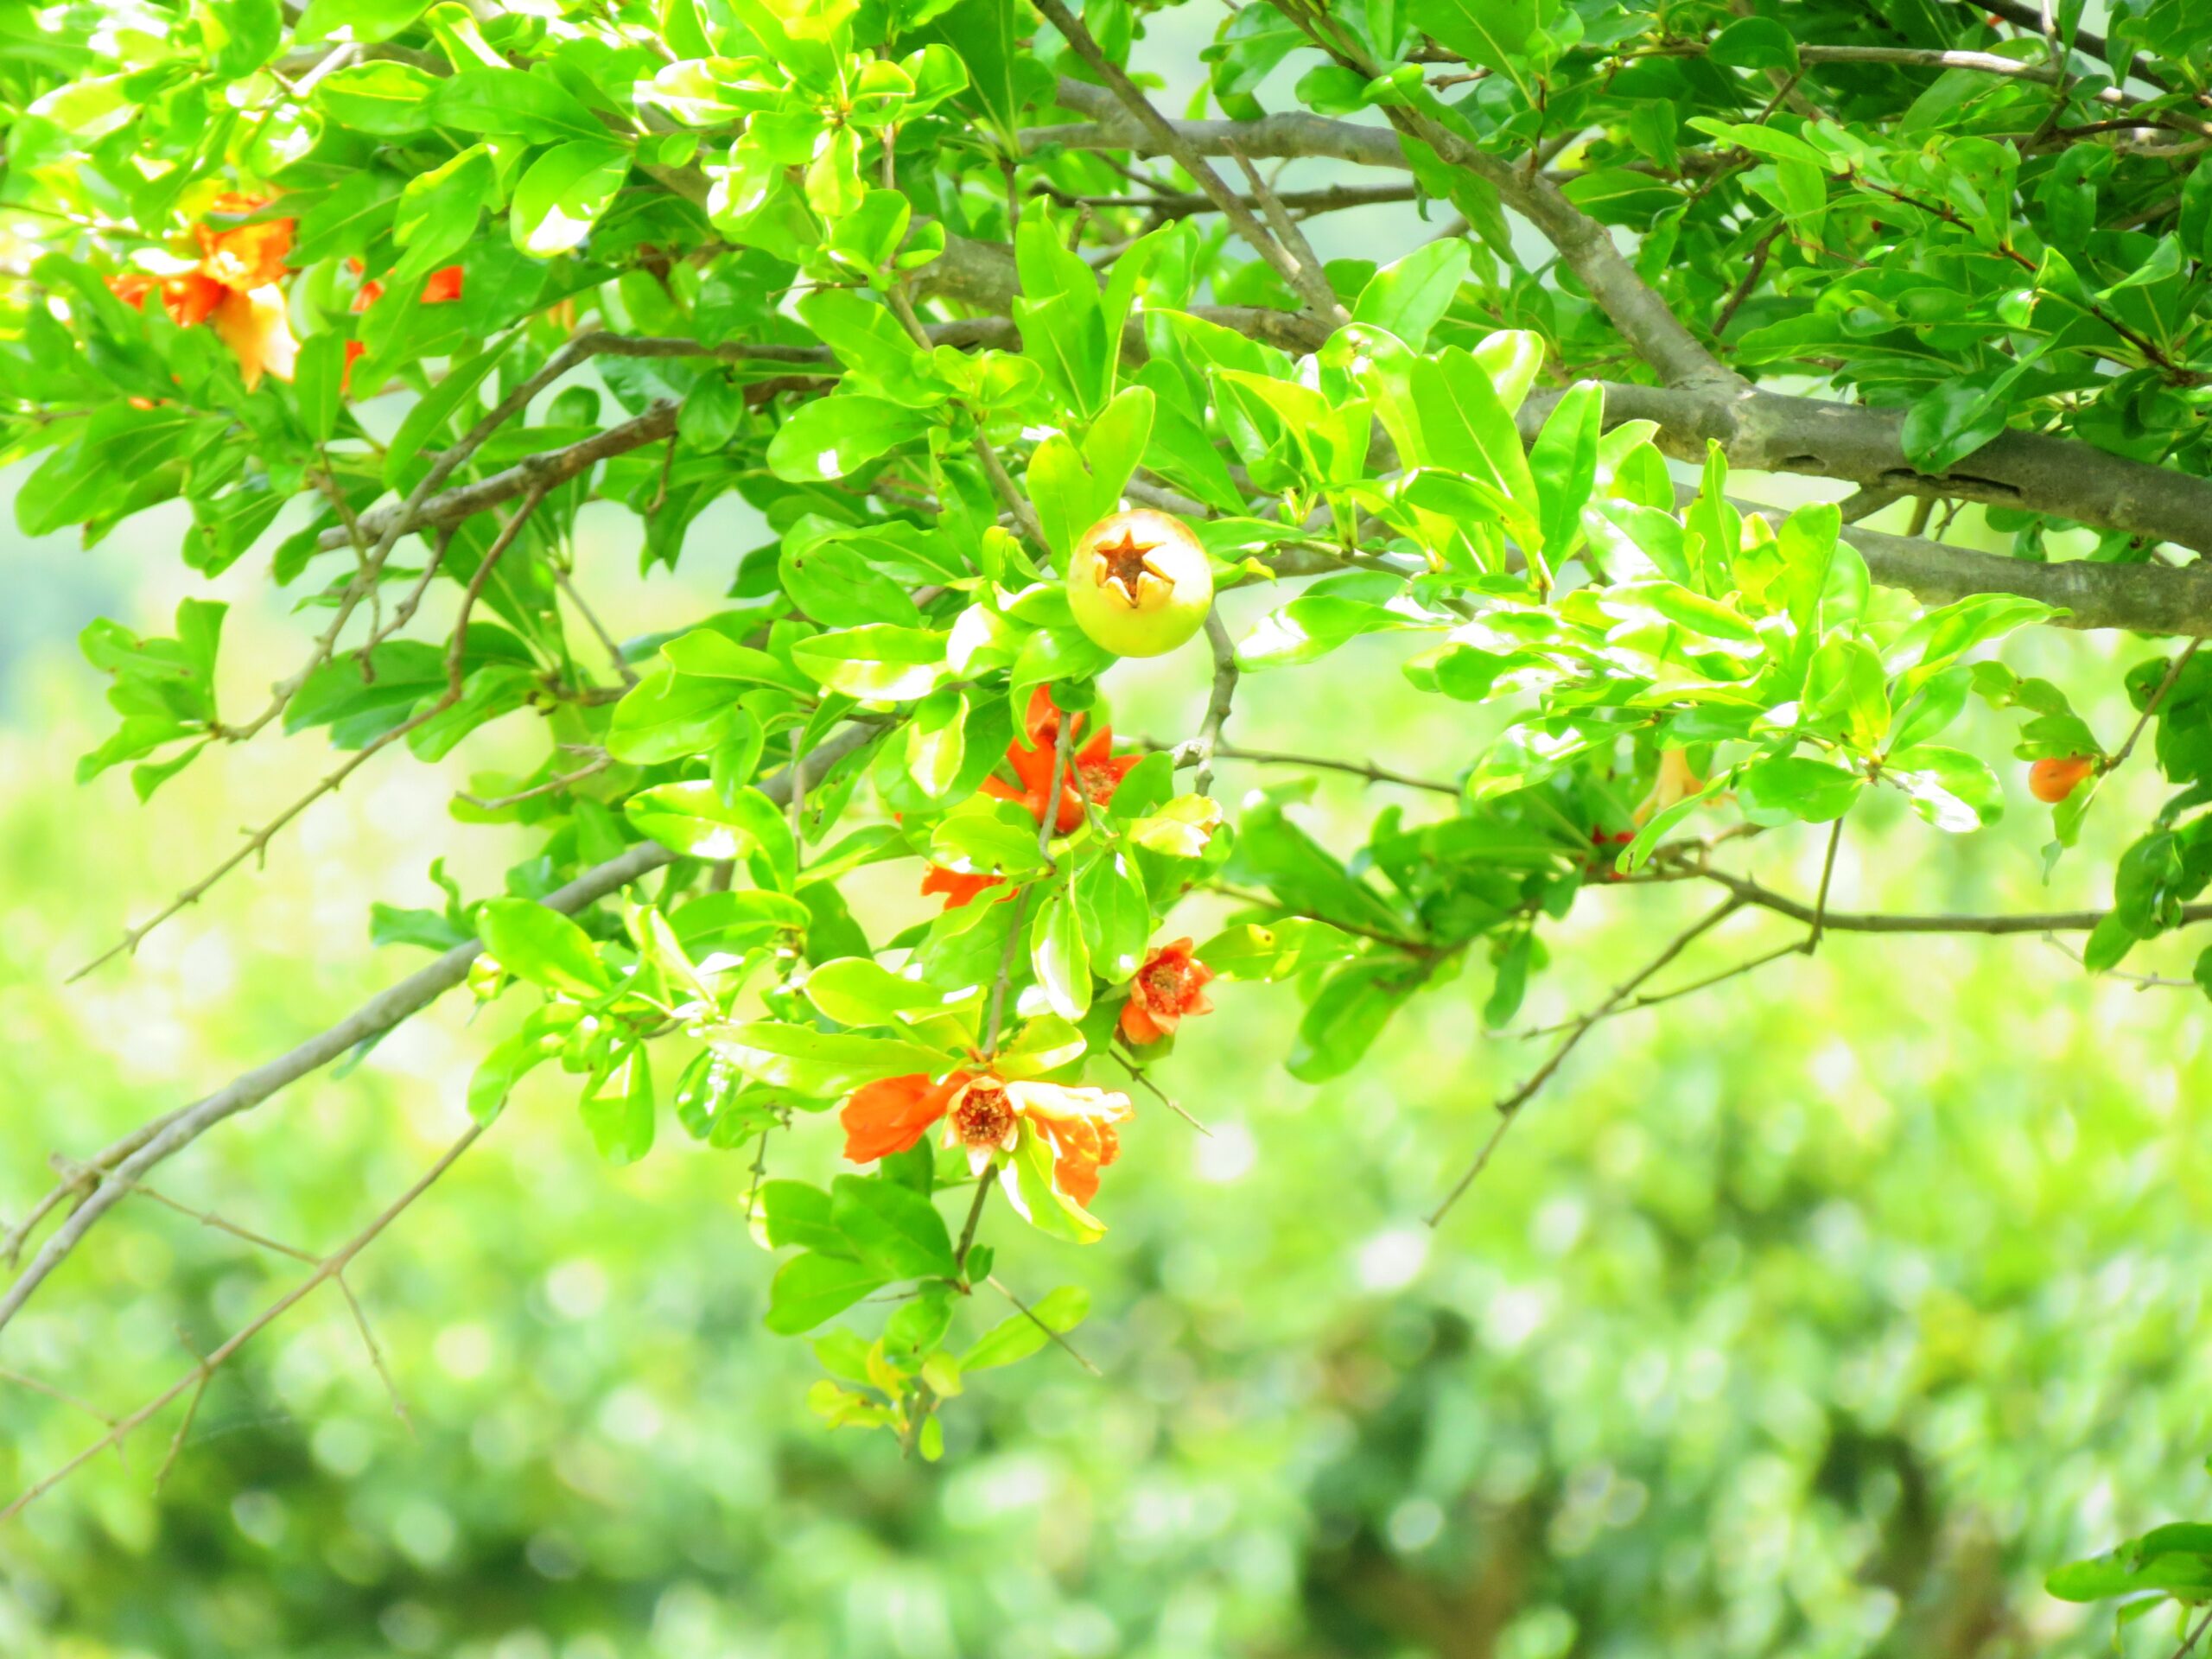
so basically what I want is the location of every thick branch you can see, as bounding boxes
[1017,86,2212,601]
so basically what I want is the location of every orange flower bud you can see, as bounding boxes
[2029,755,2094,804]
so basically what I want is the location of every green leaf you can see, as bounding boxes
[430,66,608,143]
[1006,1120,1107,1243]
[931,797,1053,880]
[1736,754,1864,823]
[904,688,968,797]
[1901,378,2008,473]
[804,957,974,1028]
[760,1180,851,1255]
[510,140,632,257]
[315,60,444,134]
[626,782,798,888]
[764,1253,886,1334]
[1708,14,1798,70]
[959,1286,1090,1370]
[1198,918,1356,982]
[1414,0,1536,92]
[468,1027,555,1123]
[384,335,512,486]
[298,0,431,41]
[1073,849,1149,982]
[830,1174,957,1279]
[1352,239,1469,353]
[709,1020,952,1093]
[1287,960,1417,1083]
[1125,795,1224,861]
[1031,887,1092,1020]
[582,1045,656,1165]
[671,888,814,956]
[766,394,934,480]
[477,899,612,998]
[1529,381,1602,564]
[790,625,948,701]
[992,1014,1087,1079]
[1883,745,2005,832]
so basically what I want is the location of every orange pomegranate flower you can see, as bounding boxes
[919,864,1005,910]
[106,270,223,327]
[939,1076,1135,1205]
[840,1071,1136,1207]
[981,688,1141,833]
[107,194,300,387]
[194,209,291,291]
[840,1071,972,1163]
[1119,938,1215,1046]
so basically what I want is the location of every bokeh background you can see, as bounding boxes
[4,15,2212,1650]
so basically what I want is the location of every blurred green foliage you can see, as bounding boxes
[3,552,2209,1659]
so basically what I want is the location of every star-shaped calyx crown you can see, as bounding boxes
[1091,528,1168,608]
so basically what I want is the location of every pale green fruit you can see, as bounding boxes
[1065,509,1212,658]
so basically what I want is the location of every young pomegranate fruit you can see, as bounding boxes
[1066,508,1213,658]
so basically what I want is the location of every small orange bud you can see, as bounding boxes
[2028,755,2094,804]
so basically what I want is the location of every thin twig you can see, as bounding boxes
[1515,939,1803,1038]
[1187,611,1239,798]
[2,1122,486,1525]
[956,1178,993,1269]
[1033,0,1348,326]
[0,1368,125,1435]
[554,565,637,687]
[2108,638,2202,774]
[336,1276,413,1434]
[987,1274,1102,1376]
[1429,897,1744,1225]
[1712,222,1783,339]
[1178,743,1459,797]
[2042,933,2198,990]
[1110,1047,1211,1135]
[1808,818,1845,951]
[1679,866,2212,936]
[68,486,552,982]
[456,753,613,811]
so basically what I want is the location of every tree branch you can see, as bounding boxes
[1681,866,2212,935]
[1032,1,1348,327]
[0,724,880,1339]
[1429,897,1745,1225]
[2,1122,486,1523]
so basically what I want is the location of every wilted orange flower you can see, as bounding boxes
[106,194,298,388]
[1010,1080,1133,1205]
[1118,938,1215,1046]
[919,864,1005,910]
[840,1071,1135,1205]
[1633,747,1704,825]
[982,686,1141,833]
